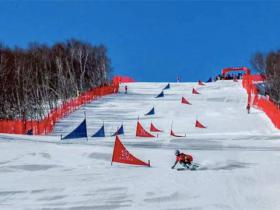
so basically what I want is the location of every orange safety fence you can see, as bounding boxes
[242,74,280,129]
[0,84,120,135]
[253,95,280,129]
[112,76,135,86]
[242,74,260,94]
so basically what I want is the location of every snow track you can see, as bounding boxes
[1,80,280,210]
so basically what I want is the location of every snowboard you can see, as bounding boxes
[177,163,199,171]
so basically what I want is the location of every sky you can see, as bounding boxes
[0,1,280,82]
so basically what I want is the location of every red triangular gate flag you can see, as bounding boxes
[170,129,186,137]
[181,97,191,105]
[111,136,150,167]
[195,120,207,128]
[136,121,155,137]
[150,123,162,132]
[198,80,205,86]
[192,88,200,94]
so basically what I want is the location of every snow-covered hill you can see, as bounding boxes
[1,80,280,210]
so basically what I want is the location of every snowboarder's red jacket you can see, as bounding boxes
[176,153,193,163]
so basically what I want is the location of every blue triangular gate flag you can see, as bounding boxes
[163,83,170,90]
[112,125,124,136]
[206,78,212,83]
[26,129,33,135]
[155,91,164,98]
[145,107,155,116]
[62,119,88,140]
[92,124,105,137]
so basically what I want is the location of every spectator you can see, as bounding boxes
[125,85,128,94]
[246,103,250,114]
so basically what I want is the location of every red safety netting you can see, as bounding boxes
[242,74,265,102]
[0,84,119,135]
[242,74,259,105]
[112,76,135,86]
[252,95,280,128]
[242,74,280,129]
[242,74,265,93]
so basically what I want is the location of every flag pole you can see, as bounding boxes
[84,111,88,141]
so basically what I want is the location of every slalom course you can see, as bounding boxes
[112,124,124,136]
[3,80,280,210]
[181,97,191,105]
[145,107,155,116]
[92,124,105,137]
[195,120,207,128]
[136,121,155,137]
[155,91,164,98]
[111,136,150,167]
[150,122,162,132]
[62,119,88,140]
[192,88,200,94]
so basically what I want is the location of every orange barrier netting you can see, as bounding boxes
[242,74,280,129]
[113,76,135,86]
[253,95,280,129]
[0,84,119,135]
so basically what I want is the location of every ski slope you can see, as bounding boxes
[1,80,280,210]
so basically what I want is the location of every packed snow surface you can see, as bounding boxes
[1,80,280,210]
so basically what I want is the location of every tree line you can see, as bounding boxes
[0,39,112,120]
[251,51,280,104]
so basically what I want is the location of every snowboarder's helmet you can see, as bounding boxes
[175,150,180,156]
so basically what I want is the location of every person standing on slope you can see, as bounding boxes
[171,150,193,169]
[246,103,250,114]
[125,85,128,94]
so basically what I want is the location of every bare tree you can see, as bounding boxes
[251,52,266,74]
[0,40,112,120]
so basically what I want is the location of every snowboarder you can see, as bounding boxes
[125,85,128,94]
[171,150,193,169]
[246,103,250,114]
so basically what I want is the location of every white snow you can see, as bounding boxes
[1,80,280,210]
